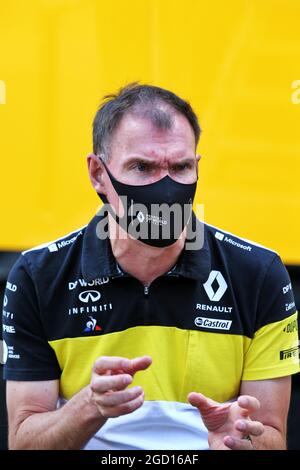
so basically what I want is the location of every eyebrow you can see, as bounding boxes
[123,156,195,168]
[124,156,158,167]
[169,158,196,166]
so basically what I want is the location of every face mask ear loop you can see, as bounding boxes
[96,154,119,223]
[97,154,119,187]
[98,154,109,173]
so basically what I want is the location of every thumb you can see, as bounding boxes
[188,392,218,411]
[188,392,231,431]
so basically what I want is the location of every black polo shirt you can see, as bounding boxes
[2,212,299,449]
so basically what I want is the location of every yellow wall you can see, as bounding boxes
[0,0,299,263]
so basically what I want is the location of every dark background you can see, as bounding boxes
[1,253,300,450]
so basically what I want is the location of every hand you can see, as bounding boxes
[188,392,264,450]
[90,355,152,419]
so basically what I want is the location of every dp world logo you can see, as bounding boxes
[79,290,101,303]
[203,270,227,302]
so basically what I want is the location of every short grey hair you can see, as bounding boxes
[93,83,201,161]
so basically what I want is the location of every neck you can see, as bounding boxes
[108,214,185,286]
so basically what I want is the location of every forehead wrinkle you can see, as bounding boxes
[109,112,196,165]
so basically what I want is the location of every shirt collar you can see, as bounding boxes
[170,214,211,282]
[81,212,120,282]
[81,210,211,283]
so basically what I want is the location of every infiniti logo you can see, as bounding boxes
[79,290,101,303]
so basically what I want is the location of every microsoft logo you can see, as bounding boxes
[215,231,225,241]
[48,243,58,252]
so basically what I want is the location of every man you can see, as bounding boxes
[3,84,299,450]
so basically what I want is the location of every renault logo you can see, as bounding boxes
[137,211,145,223]
[203,271,227,302]
[79,290,101,303]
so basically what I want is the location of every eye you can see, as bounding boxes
[136,162,148,172]
[132,161,153,173]
[173,163,191,172]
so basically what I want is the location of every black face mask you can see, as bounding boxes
[98,160,197,248]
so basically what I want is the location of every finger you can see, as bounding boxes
[188,392,231,431]
[100,391,145,418]
[188,392,219,410]
[127,356,152,376]
[93,356,132,374]
[91,374,132,393]
[237,395,260,413]
[235,419,264,437]
[96,386,143,407]
[223,435,253,450]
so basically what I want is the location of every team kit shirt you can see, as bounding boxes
[2,213,299,450]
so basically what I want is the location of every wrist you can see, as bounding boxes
[85,385,107,424]
[67,385,107,428]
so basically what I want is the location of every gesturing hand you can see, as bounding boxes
[90,355,152,419]
[188,392,264,450]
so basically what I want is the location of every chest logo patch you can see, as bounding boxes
[83,316,102,332]
[79,290,101,303]
[203,270,227,302]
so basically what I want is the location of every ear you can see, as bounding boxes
[87,153,107,195]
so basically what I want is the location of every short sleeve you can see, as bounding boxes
[242,254,300,381]
[2,255,61,381]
